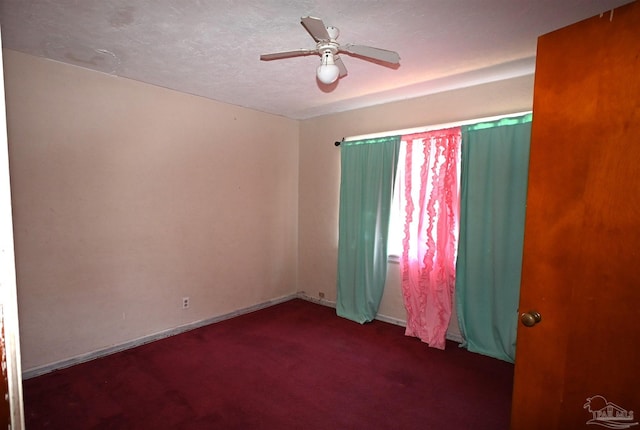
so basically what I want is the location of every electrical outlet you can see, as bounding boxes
[182,297,190,309]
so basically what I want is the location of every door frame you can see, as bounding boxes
[0,27,26,429]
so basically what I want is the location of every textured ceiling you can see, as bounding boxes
[0,0,633,119]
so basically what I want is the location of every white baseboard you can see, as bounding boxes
[24,292,463,379]
[22,293,297,379]
[295,292,336,308]
[296,292,463,343]
[296,292,407,326]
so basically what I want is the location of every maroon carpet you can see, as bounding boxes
[23,299,513,429]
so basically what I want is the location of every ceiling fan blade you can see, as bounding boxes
[340,44,400,64]
[334,54,348,77]
[301,16,331,42]
[260,49,317,61]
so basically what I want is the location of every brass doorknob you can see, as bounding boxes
[521,311,542,327]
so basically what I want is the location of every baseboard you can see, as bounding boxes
[22,293,297,380]
[296,292,463,344]
[296,292,407,327]
[445,331,464,344]
[24,293,463,379]
[295,292,336,308]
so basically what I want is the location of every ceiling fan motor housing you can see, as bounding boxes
[317,42,339,55]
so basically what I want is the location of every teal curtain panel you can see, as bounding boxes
[456,114,532,362]
[336,136,401,323]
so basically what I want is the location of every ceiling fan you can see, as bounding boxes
[260,16,401,85]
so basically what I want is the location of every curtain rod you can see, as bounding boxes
[335,111,532,145]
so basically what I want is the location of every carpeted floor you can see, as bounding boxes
[23,299,514,429]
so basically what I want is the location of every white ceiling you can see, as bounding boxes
[0,0,633,119]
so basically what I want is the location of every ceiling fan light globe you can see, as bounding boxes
[317,64,340,84]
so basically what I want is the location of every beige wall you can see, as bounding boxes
[298,75,535,336]
[3,50,299,371]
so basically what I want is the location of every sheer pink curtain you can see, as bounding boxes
[400,127,461,349]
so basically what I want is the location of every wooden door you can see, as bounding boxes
[511,2,640,429]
